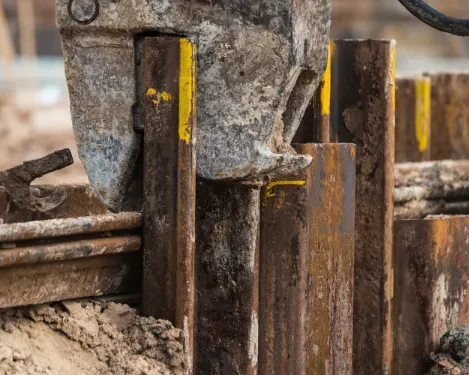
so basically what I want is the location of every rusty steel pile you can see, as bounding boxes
[4,0,469,375]
[3,39,469,375]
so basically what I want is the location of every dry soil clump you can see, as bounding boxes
[427,327,469,375]
[0,300,185,375]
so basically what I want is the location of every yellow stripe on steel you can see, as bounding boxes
[320,42,332,116]
[391,44,396,112]
[265,180,306,198]
[415,79,431,152]
[179,39,195,144]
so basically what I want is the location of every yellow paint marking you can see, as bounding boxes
[147,88,173,105]
[146,87,157,96]
[415,79,431,152]
[161,91,172,102]
[320,42,332,115]
[391,45,396,111]
[179,39,195,144]
[265,180,306,198]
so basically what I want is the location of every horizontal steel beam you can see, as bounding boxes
[0,212,142,243]
[0,236,141,267]
[0,252,141,308]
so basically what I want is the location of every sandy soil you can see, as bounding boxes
[0,300,186,375]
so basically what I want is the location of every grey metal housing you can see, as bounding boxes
[57,0,331,211]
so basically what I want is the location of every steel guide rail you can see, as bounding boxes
[0,187,142,309]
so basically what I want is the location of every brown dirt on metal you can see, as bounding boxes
[0,300,185,375]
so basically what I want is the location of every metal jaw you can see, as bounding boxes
[57,0,331,212]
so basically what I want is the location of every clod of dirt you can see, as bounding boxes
[427,353,469,375]
[440,327,469,363]
[0,300,186,375]
[427,327,469,375]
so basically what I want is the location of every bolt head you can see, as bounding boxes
[68,0,99,24]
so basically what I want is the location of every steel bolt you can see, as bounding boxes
[68,0,99,24]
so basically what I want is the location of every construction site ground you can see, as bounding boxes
[0,300,185,375]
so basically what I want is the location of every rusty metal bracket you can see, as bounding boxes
[0,149,74,213]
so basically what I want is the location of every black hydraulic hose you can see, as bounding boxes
[398,0,469,36]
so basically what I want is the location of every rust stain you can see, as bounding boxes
[394,217,469,374]
[142,37,196,374]
[3,184,108,224]
[259,143,355,375]
[332,39,395,375]
[0,252,141,309]
[307,144,355,375]
[0,236,141,267]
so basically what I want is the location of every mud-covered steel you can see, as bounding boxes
[141,37,196,373]
[394,160,469,218]
[3,184,108,224]
[428,73,469,160]
[0,212,141,243]
[0,212,141,242]
[394,160,469,203]
[0,252,141,308]
[395,200,469,219]
[195,183,260,375]
[0,236,140,267]
[259,143,355,375]
[331,39,396,375]
[394,217,469,374]
[293,42,332,143]
[395,77,431,163]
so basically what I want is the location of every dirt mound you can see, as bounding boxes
[0,300,186,375]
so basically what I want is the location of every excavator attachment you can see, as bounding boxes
[57,0,331,211]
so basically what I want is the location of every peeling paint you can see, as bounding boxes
[415,79,430,153]
[320,43,332,116]
[179,39,195,145]
[265,180,305,198]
